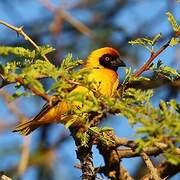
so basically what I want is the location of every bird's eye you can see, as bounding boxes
[104,56,111,61]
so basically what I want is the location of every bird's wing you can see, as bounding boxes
[32,98,60,122]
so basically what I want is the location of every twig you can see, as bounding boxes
[97,143,121,180]
[0,90,28,122]
[18,136,30,175]
[141,152,161,180]
[117,146,168,159]
[0,74,48,89]
[120,165,134,180]
[15,76,51,102]
[115,138,136,148]
[59,9,93,38]
[0,172,12,180]
[39,0,93,38]
[0,20,49,62]
[141,161,180,180]
[75,164,134,180]
[134,40,170,77]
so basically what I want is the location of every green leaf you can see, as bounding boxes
[31,80,45,93]
[159,100,167,111]
[9,91,28,101]
[129,38,150,46]
[24,76,45,93]
[169,37,179,47]
[157,60,163,68]
[60,53,83,70]
[0,46,35,58]
[160,66,180,80]
[152,33,162,45]
[128,33,163,52]
[100,127,113,132]
[122,67,131,84]
[166,12,179,32]
[0,63,4,74]
[36,45,55,56]
[164,151,180,165]
[64,117,76,128]
[141,38,153,46]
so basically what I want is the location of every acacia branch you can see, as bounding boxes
[117,146,167,159]
[15,77,51,102]
[141,161,180,180]
[0,20,49,62]
[39,0,93,38]
[141,152,161,180]
[0,90,28,121]
[70,126,96,180]
[0,172,12,180]
[97,144,121,180]
[134,40,170,77]
[18,136,30,176]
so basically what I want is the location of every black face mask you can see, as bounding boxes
[99,54,126,71]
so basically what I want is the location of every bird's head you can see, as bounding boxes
[85,47,126,71]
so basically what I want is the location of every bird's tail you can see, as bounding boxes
[12,120,40,136]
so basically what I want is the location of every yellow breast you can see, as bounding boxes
[87,68,119,96]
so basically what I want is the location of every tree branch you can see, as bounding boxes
[98,146,121,179]
[0,20,49,62]
[141,152,161,180]
[70,126,96,180]
[18,136,30,176]
[141,161,180,180]
[39,0,93,38]
[134,40,170,78]
[117,146,167,159]
[0,172,12,180]
[15,76,51,102]
[97,134,121,180]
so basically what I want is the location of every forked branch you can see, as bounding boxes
[134,40,170,78]
[0,20,49,62]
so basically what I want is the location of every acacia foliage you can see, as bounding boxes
[0,11,179,178]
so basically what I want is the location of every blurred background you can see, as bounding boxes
[0,0,179,179]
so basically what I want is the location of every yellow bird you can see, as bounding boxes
[13,47,126,135]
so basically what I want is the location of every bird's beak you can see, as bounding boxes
[116,57,126,67]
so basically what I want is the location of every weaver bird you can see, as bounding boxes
[13,47,126,135]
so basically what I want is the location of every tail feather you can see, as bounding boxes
[12,120,40,136]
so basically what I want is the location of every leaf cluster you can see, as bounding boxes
[151,60,180,81]
[129,12,180,50]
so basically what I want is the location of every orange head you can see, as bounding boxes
[85,47,126,71]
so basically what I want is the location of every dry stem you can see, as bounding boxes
[0,20,49,62]
[134,40,170,77]
[141,152,161,180]
[15,77,51,102]
[18,136,30,175]
[39,0,93,38]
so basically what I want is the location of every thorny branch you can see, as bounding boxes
[134,40,170,78]
[18,136,30,176]
[70,126,96,180]
[39,0,93,38]
[117,146,168,159]
[0,20,49,62]
[141,161,180,180]
[94,131,179,179]
[15,76,51,102]
[141,152,161,180]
